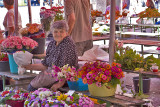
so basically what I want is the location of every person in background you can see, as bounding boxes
[64,0,93,56]
[23,20,78,92]
[3,0,22,37]
[146,0,156,9]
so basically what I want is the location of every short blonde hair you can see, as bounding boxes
[51,20,69,31]
[3,0,14,5]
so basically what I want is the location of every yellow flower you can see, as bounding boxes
[57,94,68,101]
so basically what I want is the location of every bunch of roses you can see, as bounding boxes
[78,61,124,87]
[1,36,38,53]
[51,64,78,81]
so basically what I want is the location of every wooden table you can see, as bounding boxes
[59,87,148,107]
[119,39,160,56]
[93,35,110,44]
[0,71,37,90]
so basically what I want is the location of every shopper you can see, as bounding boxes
[64,0,93,56]
[146,0,155,9]
[23,20,78,92]
[3,0,22,37]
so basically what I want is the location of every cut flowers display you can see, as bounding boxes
[51,64,78,82]
[0,88,28,104]
[20,23,45,38]
[51,5,64,21]
[0,53,8,61]
[78,61,124,88]
[24,88,94,107]
[1,36,38,53]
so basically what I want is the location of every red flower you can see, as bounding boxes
[1,91,10,97]
[13,94,20,99]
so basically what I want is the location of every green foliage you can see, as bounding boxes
[115,46,160,71]
[115,47,144,70]
[108,77,120,88]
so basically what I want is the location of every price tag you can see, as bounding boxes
[66,90,75,96]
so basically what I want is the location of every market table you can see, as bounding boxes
[0,71,37,90]
[59,87,148,107]
[92,35,110,44]
[119,39,160,56]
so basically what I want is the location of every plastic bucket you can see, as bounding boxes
[0,61,10,72]
[67,78,88,91]
[8,54,18,74]
[31,38,45,54]
[133,76,150,93]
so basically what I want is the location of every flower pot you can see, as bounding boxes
[31,37,45,54]
[88,83,117,97]
[67,78,88,91]
[133,77,150,93]
[0,61,10,72]
[8,54,18,74]
[5,100,25,107]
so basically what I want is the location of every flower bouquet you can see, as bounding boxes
[51,64,88,91]
[78,61,124,97]
[51,5,64,22]
[24,88,94,107]
[1,36,38,53]
[40,7,56,32]
[0,88,28,107]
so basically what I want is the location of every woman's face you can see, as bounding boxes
[52,28,67,44]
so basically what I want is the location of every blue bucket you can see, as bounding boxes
[8,54,18,74]
[67,78,88,91]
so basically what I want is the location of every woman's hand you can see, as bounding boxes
[50,79,66,91]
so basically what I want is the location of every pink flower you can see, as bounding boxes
[16,44,23,50]
[101,75,107,80]
[96,82,101,87]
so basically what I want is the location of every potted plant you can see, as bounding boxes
[78,61,124,97]
[51,64,88,91]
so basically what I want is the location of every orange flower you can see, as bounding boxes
[82,77,87,84]
[106,64,111,70]
[112,62,117,67]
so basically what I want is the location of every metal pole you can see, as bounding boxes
[109,0,116,65]
[27,0,32,23]
[14,0,18,36]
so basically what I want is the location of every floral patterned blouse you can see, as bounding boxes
[41,36,78,69]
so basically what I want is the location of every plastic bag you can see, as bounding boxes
[13,51,33,75]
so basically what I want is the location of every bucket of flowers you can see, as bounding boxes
[40,7,56,33]
[78,61,124,97]
[1,36,38,74]
[20,23,46,54]
[24,88,94,107]
[51,64,88,91]
[0,88,28,107]
[0,53,10,72]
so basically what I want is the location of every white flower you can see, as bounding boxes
[66,97,71,102]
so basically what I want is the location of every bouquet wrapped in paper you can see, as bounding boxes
[40,7,56,32]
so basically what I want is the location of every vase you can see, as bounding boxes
[0,61,10,72]
[5,100,25,107]
[67,78,88,91]
[31,37,45,54]
[8,54,18,74]
[88,83,117,97]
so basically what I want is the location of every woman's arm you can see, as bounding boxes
[23,63,48,71]
[50,79,66,91]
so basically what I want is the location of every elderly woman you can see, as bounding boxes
[3,0,22,36]
[23,20,78,92]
